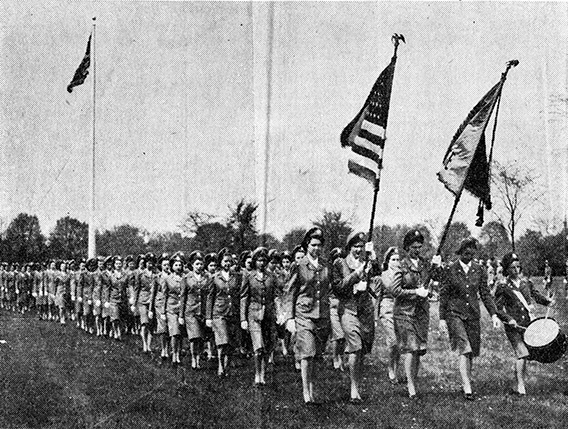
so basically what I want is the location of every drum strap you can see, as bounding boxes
[512,289,531,314]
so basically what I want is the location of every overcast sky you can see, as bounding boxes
[1,1,566,241]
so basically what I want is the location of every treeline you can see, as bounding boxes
[0,199,566,276]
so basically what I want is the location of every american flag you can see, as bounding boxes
[340,55,397,188]
[67,34,92,93]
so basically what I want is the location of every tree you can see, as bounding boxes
[97,224,146,256]
[48,216,88,261]
[226,199,258,254]
[516,230,545,276]
[178,211,216,237]
[492,161,543,251]
[146,231,193,256]
[191,222,231,253]
[312,210,353,256]
[479,220,511,260]
[282,228,307,251]
[438,222,472,260]
[3,213,46,262]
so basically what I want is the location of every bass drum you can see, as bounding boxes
[523,317,567,363]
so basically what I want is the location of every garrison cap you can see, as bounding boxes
[501,252,520,274]
[302,227,325,250]
[456,238,478,255]
[403,229,424,250]
[345,231,366,250]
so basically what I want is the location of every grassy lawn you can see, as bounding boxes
[1,277,567,429]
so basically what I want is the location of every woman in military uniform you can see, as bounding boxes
[439,238,500,400]
[54,261,71,325]
[387,230,434,399]
[495,252,554,396]
[82,258,96,334]
[180,251,210,369]
[92,257,105,336]
[164,254,184,365]
[207,250,241,376]
[375,247,401,384]
[152,255,171,360]
[135,253,157,353]
[332,232,377,404]
[241,247,277,386]
[285,228,331,405]
[107,256,128,340]
[101,256,113,336]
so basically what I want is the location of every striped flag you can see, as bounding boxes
[340,55,397,188]
[437,80,504,211]
[67,34,92,93]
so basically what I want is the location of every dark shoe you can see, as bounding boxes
[463,393,475,401]
[508,389,525,397]
[349,397,363,405]
[305,400,321,407]
[408,393,419,400]
[389,377,399,386]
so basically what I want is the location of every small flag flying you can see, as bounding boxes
[67,34,92,93]
[340,54,397,188]
[437,79,504,220]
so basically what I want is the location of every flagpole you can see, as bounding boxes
[88,17,97,259]
[436,60,518,256]
[367,34,403,242]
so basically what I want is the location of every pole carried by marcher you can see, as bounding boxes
[436,59,519,256]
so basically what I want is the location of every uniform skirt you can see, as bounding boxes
[379,298,397,353]
[294,315,330,360]
[446,315,480,357]
[329,297,345,342]
[166,311,181,336]
[155,309,168,335]
[83,300,92,316]
[36,293,48,306]
[504,326,530,359]
[394,302,429,356]
[340,303,375,355]
[212,316,238,347]
[138,303,151,325]
[55,293,67,310]
[108,302,121,321]
[75,298,83,314]
[92,301,102,316]
[247,316,275,354]
[184,314,204,340]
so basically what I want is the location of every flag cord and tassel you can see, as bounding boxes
[437,60,518,255]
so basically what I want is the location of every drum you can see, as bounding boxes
[523,317,567,363]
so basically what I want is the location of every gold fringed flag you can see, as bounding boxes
[67,34,92,93]
[340,53,397,189]
[437,80,504,224]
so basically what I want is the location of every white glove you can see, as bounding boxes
[129,298,135,306]
[365,242,376,260]
[32,292,38,298]
[285,319,296,334]
[71,296,75,301]
[415,287,429,298]
[439,320,448,335]
[492,314,501,329]
[353,281,367,293]
[78,297,83,302]
[160,314,166,321]
[178,317,184,325]
[88,300,92,305]
[130,305,136,313]
[432,255,442,267]
[241,320,248,331]
[206,319,213,328]
[15,289,19,294]
[104,302,110,309]
[95,300,101,307]
[148,311,154,319]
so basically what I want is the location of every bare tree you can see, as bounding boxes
[178,211,216,237]
[491,161,543,251]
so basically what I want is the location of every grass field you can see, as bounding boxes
[1,277,568,429]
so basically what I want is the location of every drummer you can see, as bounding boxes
[494,252,554,396]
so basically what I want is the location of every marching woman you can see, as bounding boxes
[241,247,277,386]
[275,250,294,358]
[46,261,57,320]
[204,253,218,361]
[164,253,184,365]
[82,259,96,334]
[328,247,345,371]
[152,255,171,360]
[494,252,554,396]
[238,250,254,358]
[332,232,377,404]
[125,255,138,336]
[207,249,241,376]
[439,238,500,400]
[135,253,157,354]
[101,256,113,336]
[389,230,438,399]
[375,247,402,385]
[33,263,48,320]
[284,228,331,405]
[180,251,210,369]
[107,256,128,340]
[71,259,86,329]
[92,257,105,336]
[54,261,71,325]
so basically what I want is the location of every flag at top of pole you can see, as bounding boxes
[340,34,404,190]
[67,33,92,93]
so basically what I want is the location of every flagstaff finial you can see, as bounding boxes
[391,34,405,56]
[503,59,519,78]
[92,17,96,22]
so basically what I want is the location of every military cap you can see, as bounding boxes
[124,254,134,264]
[252,247,269,262]
[204,252,218,268]
[501,252,520,274]
[456,237,478,255]
[302,227,325,250]
[329,247,344,263]
[345,231,366,250]
[280,250,292,262]
[403,229,424,250]
[239,250,252,269]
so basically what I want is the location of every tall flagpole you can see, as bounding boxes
[88,17,97,258]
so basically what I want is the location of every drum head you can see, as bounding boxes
[524,318,560,347]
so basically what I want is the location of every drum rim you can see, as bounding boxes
[524,316,562,349]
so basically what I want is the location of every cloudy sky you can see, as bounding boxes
[1,1,566,241]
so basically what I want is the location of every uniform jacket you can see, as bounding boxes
[135,269,157,306]
[207,270,240,319]
[82,271,94,302]
[151,271,169,314]
[240,269,276,322]
[284,256,330,320]
[494,277,551,328]
[163,273,184,315]
[392,256,432,318]
[91,269,103,302]
[108,270,127,304]
[55,271,71,297]
[439,259,496,321]
[180,271,210,318]
[332,255,375,316]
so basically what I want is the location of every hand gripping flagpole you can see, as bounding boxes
[367,34,405,243]
[436,59,518,256]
